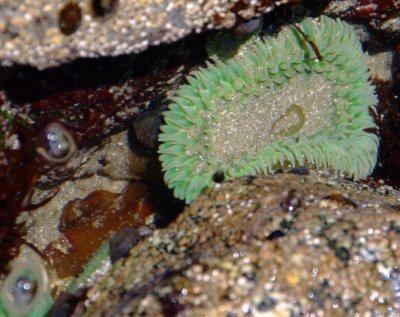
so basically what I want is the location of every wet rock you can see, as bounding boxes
[372,45,400,185]
[49,290,86,317]
[279,188,303,213]
[0,114,37,275]
[128,108,164,157]
[366,51,394,82]
[326,0,400,35]
[0,0,300,69]
[81,173,400,316]
[110,226,152,264]
[288,165,309,175]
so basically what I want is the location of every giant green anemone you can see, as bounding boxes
[159,16,378,203]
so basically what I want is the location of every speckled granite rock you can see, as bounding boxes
[81,173,400,316]
[0,0,295,69]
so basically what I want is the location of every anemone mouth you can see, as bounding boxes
[159,16,378,203]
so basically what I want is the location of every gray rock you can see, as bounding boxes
[82,173,400,316]
[0,0,294,69]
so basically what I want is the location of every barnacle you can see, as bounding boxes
[58,1,82,36]
[159,16,378,203]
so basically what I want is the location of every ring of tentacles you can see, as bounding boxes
[159,16,378,203]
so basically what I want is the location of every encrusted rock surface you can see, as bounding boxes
[82,173,400,316]
[326,0,400,34]
[0,0,294,69]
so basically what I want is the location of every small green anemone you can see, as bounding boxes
[159,16,378,203]
[0,247,53,317]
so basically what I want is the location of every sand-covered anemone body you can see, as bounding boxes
[159,16,378,203]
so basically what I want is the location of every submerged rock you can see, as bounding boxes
[81,173,400,316]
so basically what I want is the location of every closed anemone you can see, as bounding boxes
[0,246,53,317]
[159,16,379,203]
[37,122,76,164]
